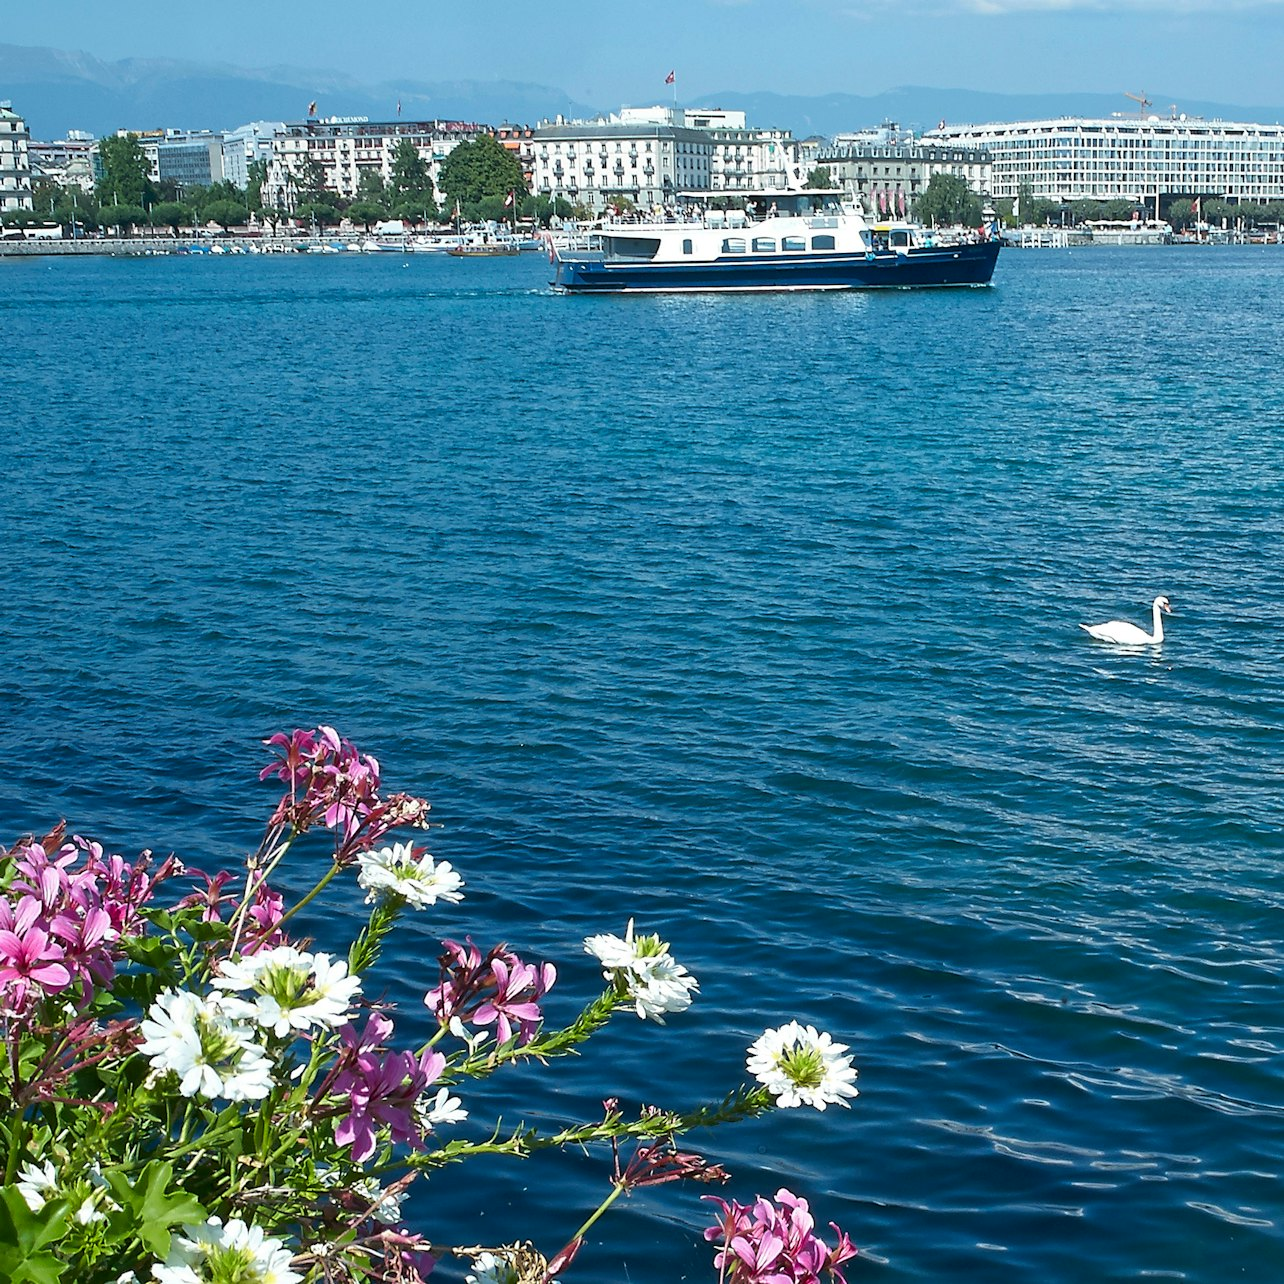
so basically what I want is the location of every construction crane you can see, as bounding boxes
[1125,91,1153,118]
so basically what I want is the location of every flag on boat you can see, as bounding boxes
[307,100,317,116]
[665,70,676,85]
[503,190,515,208]
[937,119,946,130]
[1192,195,1201,217]
[396,98,402,117]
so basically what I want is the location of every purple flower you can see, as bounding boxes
[260,727,430,862]
[0,917,73,1006]
[704,1189,856,1284]
[327,1012,446,1162]
[424,938,555,1047]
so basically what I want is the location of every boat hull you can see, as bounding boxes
[553,242,1000,293]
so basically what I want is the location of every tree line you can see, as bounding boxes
[2,132,579,234]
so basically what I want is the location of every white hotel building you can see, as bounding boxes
[1,102,34,213]
[532,107,802,213]
[263,118,492,210]
[929,116,1284,209]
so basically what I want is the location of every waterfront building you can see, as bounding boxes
[816,124,991,218]
[929,115,1284,210]
[0,101,34,213]
[532,106,806,213]
[221,122,286,190]
[533,108,712,213]
[263,117,490,211]
[29,131,96,192]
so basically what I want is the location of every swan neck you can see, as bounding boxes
[1152,601,1164,643]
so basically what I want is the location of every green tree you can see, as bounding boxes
[102,204,150,232]
[149,201,192,232]
[804,166,832,189]
[437,135,525,217]
[346,199,389,229]
[295,199,342,228]
[203,199,249,227]
[245,159,268,214]
[914,173,982,227]
[97,134,155,208]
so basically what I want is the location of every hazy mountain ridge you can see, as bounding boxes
[4,42,1283,140]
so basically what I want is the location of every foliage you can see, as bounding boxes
[346,200,389,230]
[96,134,155,210]
[522,194,576,227]
[101,204,150,232]
[804,167,832,190]
[437,135,525,219]
[0,730,858,1284]
[914,173,982,228]
[202,200,250,228]
[149,202,190,232]
[245,160,268,216]
[294,200,343,228]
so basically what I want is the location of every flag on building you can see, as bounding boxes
[1191,195,1201,217]
[503,190,515,208]
[665,70,676,85]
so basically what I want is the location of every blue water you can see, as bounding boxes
[2,248,1283,1281]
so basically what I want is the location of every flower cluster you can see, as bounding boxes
[584,917,699,1023]
[0,728,860,1284]
[0,831,173,1020]
[425,937,557,1048]
[704,1189,857,1284]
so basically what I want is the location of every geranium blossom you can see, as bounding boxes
[328,1012,445,1162]
[213,946,361,1037]
[425,939,555,1047]
[138,988,274,1102]
[584,919,698,1023]
[704,1188,856,1284]
[357,840,464,910]
[154,1216,301,1284]
[746,1022,858,1111]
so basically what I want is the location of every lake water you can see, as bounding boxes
[2,246,1283,1281]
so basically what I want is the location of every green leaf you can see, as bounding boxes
[104,1160,205,1258]
[0,1188,69,1284]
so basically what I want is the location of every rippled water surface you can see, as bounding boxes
[3,247,1283,1280]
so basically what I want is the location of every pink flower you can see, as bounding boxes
[327,1012,446,1162]
[260,727,428,862]
[704,1189,856,1284]
[424,938,555,1047]
[0,919,73,1003]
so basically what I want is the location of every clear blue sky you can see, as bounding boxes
[9,0,1284,109]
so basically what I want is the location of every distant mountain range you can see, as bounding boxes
[4,42,1284,141]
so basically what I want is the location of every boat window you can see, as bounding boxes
[782,236,806,251]
[683,238,693,254]
[721,237,747,254]
[602,236,661,260]
[811,234,836,250]
[752,237,777,252]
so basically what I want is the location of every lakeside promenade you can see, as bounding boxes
[0,234,374,257]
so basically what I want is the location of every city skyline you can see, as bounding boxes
[6,0,1284,114]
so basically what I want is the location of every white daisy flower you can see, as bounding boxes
[138,989,274,1103]
[356,840,465,910]
[155,1216,301,1284]
[747,1021,859,1111]
[352,1177,406,1225]
[16,1159,58,1211]
[416,1085,468,1129]
[584,919,698,1023]
[466,1251,521,1284]
[213,947,361,1037]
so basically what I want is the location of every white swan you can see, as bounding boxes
[1080,596,1173,645]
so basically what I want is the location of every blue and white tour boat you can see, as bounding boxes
[551,190,1000,294]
